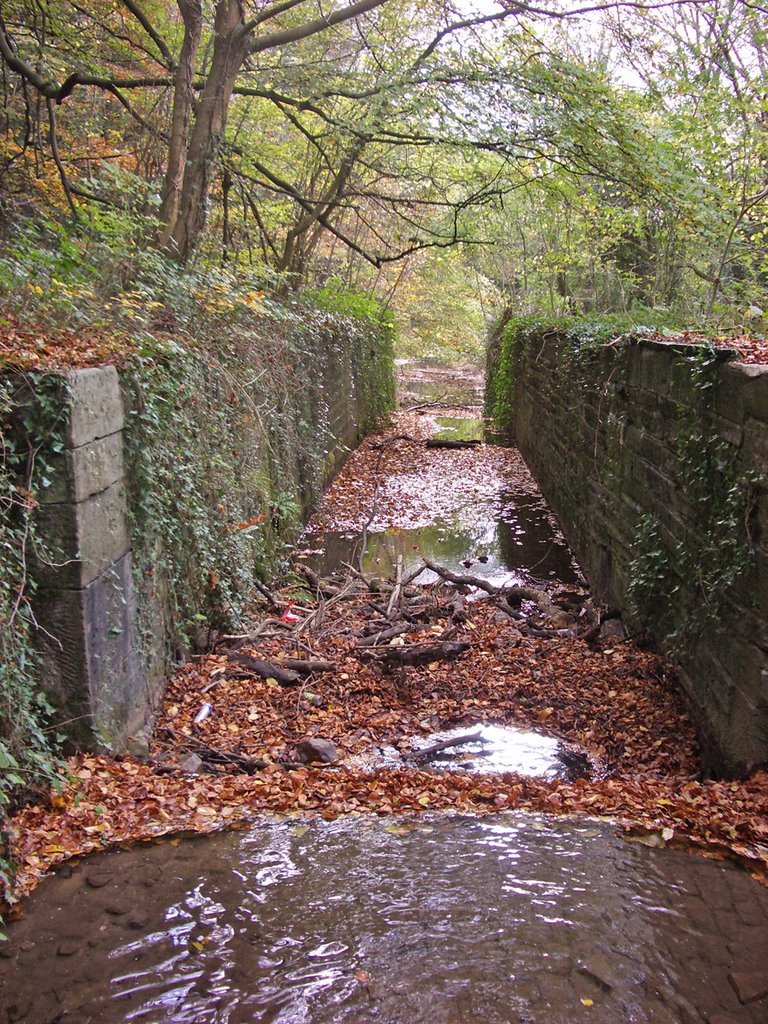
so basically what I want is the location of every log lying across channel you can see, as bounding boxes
[425,438,482,449]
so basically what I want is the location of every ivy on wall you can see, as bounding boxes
[626,347,757,648]
[0,372,68,909]
[122,305,395,659]
[486,314,757,652]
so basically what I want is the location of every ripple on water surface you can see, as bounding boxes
[3,813,767,1023]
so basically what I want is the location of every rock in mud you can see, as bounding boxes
[85,869,113,889]
[179,752,204,774]
[728,971,768,1005]
[600,618,626,642]
[57,940,81,957]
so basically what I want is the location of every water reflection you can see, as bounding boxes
[355,724,590,779]
[432,416,486,442]
[300,490,579,587]
[3,814,766,1023]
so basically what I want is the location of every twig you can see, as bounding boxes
[402,391,449,411]
[386,554,403,620]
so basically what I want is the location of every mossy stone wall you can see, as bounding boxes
[18,315,394,752]
[487,319,768,777]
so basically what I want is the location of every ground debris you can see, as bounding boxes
[6,579,768,908]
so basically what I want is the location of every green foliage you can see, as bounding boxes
[485,313,646,434]
[122,348,274,650]
[391,252,502,366]
[625,513,677,639]
[0,209,276,343]
[121,301,394,658]
[305,281,395,331]
[0,372,68,916]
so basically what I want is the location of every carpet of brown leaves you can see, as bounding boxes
[5,404,768,915]
[0,309,136,370]
[647,329,768,366]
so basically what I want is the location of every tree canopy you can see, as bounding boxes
[0,0,766,329]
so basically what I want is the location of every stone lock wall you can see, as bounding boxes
[488,324,768,777]
[15,320,393,753]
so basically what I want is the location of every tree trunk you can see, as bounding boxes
[157,0,203,250]
[166,0,249,261]
[165,0,391,262]
[277,143,365,285]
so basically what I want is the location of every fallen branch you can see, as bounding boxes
[369,434,418,448]
[252,577,283,610]
[422,558,499,595]
[409,730,487,764]
[275,657,335,674]
[425,438,482,449]
[386,554,404,620]
[356,623,412,647]
[402,391,449,411]
[360,640,470,667]
[180,741,269,774]
[422,559,564,620]
[225,652,301,686]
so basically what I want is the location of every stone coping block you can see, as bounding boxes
[40,431,124,505]
[35,480,130,588]
[65,366,124,448]
[33,552,143,750]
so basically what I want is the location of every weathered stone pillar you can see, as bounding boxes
[33,367,146,751]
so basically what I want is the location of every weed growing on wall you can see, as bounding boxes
[0,372,68,922]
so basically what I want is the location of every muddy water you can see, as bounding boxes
[3,813,766,1024]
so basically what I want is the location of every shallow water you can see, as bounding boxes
[397,363,484,407]
[353,724,594,779]
[431,415,486,442]
[3,813,766,1023]
[300,489,580,587]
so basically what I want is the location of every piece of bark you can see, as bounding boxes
[449,593,468,623]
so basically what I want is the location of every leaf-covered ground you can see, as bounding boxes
[0,310,136,370]
[4,411,768,914]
